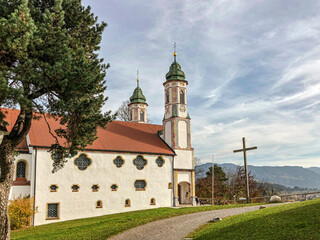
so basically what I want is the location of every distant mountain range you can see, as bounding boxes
[196,163,320,189]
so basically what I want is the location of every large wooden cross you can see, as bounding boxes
[233,137,257,203]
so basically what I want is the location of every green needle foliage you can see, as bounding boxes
[0,0,112,171]
[0,1,111,238]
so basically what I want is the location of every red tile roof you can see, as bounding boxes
[2,108,174,155]
[1,108,29,151]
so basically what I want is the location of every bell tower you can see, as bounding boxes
[163,51,191,149]
[163,48,195,206]
[128,76,148,124]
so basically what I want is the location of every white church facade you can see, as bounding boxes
[3,52,195,226]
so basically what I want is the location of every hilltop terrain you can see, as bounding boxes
[196,163,320,189]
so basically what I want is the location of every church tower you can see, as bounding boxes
[163,50,195,206]
[129,77,148,123]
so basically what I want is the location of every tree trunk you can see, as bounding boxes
[0,140,14,240]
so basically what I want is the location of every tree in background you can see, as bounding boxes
[225,165,263,200]
[196,164,228,199]
[116,100,152,123]
[196,165,263,203]
[116,100,130,121]
[194,157,204,177]
[0,1,112,238]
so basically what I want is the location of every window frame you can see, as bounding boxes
[46,202,60,220]
[91,184,100,192]
[73,153,92,171]
[113,156,125,168]
[49,184,59,192]
[134,179,147,191]
[96,200,103,208]
[110,184,118,191]
[179,89,185,104]
[71,184,80,192]
[140,110,145,122]
[133,155,148,170]
[165,89,170,104]
[155,156,165,167]
[150,198,156,205]
[125,199,131,207]
[16,160,27,180]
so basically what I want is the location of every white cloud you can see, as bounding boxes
[83,0,320,167]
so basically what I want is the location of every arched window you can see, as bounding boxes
[16,161,26,179]
[140,110,144,121]
[179,90,185,104]
[125,199,131,207]
[150,198,156,205]
[166,90,170,104]
[96,200,103,208]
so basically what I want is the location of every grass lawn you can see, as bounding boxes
[187,199,320,240]
[11,203,262,240]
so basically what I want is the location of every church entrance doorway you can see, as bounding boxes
[178,182,191,204]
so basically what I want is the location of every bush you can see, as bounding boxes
[8,196,37,230]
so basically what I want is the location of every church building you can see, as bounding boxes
[3,52,195,226]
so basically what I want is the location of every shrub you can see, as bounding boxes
[8,196,37,230]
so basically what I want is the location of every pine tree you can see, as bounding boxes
[0,1,112,238]
[195,164,228,199]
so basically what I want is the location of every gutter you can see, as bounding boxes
[32,147,38,226]
[28,145,175,157]
[172,155,176,207]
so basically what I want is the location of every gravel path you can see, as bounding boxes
[109,203,286,240]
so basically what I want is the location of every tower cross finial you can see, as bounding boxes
[173,41,177,62]
[137,69,139,87]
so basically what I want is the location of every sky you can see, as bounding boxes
[82,0,320,167]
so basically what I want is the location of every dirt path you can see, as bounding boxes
[109,203,286,240]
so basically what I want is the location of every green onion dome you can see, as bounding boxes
[130,85,146,103]
[165,52,186,81]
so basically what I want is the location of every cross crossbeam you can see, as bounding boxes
[233,146,257,153]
